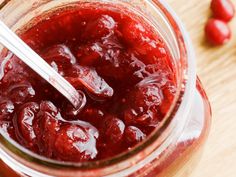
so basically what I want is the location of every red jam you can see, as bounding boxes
[0,5,176,162]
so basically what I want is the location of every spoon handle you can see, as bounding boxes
[0,21,82,108]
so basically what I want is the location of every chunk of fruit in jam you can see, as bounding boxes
[8,82,35,105]
[124,74,175,127]
[77,33,131,81]
[35,101,98,161]
[14,102,39,149]
[101,116,125,143]
[122,19,167,63]
[41,45,76,75]
[124,126,146,145]
[66,65,114,100]
[76,43,101,66]
[54,123,98,161]
[0,4,176,162]
[79,106,105,125]
[36,111,61,157]
[82,15,117,40]
[39,101,59,116]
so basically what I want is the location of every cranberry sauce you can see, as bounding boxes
[0,4,176,162]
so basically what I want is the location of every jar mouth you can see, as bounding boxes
[0,0,196,174]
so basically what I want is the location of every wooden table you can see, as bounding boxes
[167,0,236,177]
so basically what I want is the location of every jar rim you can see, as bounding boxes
[0,0,196,176]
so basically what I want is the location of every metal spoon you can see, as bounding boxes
[0,20,85,109]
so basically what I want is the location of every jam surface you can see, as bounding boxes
[0,3,176,162]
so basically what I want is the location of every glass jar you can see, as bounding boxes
[0,0,211,177]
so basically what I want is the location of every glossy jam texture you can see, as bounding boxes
[0,4,176,162]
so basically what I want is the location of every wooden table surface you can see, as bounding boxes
[166,0,236,177]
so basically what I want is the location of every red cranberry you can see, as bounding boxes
[136,80,164,105]
[205,19,231,45]
[83,15,117,40]
[103,116,125,143]
[122,20,147,45]
[7,82,35,104]
[122,21,148,52]
[124,108,155,127]
[54,124,98,161]
[124,80,164,127]
[77,43,101,66]
[41,45,76,75]
[131,40,167,65]
[125,126,146,145]
[80,106,105,125]
[66,65,114,100]
[122,19,167,63]
[14,102,39,148]
[100,33,124,66]
[36,111,60,157]
[96,54,132,81]
[81,34,136,81]
[39,101,58,116]
[211,0,235,22]
[94,35,129,79]
[1,56,29,86]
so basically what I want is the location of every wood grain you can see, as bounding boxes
[166,0,236,177]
